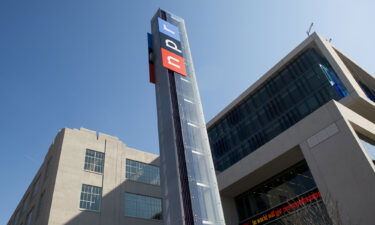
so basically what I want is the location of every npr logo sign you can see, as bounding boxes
[158,18,187,76]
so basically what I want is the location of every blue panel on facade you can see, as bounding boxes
[319,64,349,98]
[147,33,153,48]
[158,18,180,41]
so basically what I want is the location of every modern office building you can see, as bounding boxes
[7,127,162,225]
[148,9,225,225]
[207,33,375,225]
[7,14,375,225]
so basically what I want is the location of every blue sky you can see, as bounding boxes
[0,0,374,223]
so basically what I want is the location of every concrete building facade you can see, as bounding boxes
[149,9,225,225]
[7,128,162,225]
[7,31,375,225]
[207,33,375,225]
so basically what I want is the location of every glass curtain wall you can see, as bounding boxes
[208,48,349,171]
[166,13,226,225]
[236,161,331,225]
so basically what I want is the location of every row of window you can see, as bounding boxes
[208,48,348,171]
[79,184,162,220]
[83,149,160,186]
[80,150,162,220]
[235,161,322,222]
[255,201,331,225]
[10,149,160,224]
[10,188,46,225]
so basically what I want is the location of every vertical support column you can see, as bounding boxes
[300,114,375,225]
[150,9,226,225]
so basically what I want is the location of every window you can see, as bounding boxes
[124,193,162,220]
[235,161,317,220]
[84,149,104,173]
[13,209,20,225]
[25,208,33,225]
[358,81,375,103]
[32,176,40,197]
[208,48,349,172]
[79,184,102,211]
[22,193,30,213]
[358,134,375,162]
[125,159,160,185]
[44,158,52,182]
[36,191,45,220]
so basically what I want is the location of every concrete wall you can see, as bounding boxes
[7,129,65,225]
[7,127,162,225]
[209,33,375,225]
[217,101,375,225]
[300,102,375,225]
[48,128,162,225]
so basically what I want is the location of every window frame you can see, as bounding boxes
[79,184,102,212]
[125,159,160,186]
[25,207,34,225]
[84,149,105,174]
[124,192,163,220]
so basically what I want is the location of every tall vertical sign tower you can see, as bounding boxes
[148,9,226,225]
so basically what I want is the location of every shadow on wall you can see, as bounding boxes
[63,158,163,225]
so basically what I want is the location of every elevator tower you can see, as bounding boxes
[147,9,226,225]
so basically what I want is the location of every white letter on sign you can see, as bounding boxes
[163,24,176,35]
[166,39,182,53]
[167,56,181,69]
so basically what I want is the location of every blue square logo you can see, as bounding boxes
[158,18,180,41]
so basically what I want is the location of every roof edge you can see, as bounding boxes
[206,32,324,128]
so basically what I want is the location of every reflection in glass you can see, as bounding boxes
[84,149,104,174]
[125,159,160,185]
[208,48,349,171]
[124,193,162,220]
[236,161,317,221]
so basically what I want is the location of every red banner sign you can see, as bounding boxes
[240,190,321,225]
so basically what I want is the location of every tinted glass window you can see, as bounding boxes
[124,193,162,220]
[235,161,324,223]
[125,159,160,185]
[208,48,348,171]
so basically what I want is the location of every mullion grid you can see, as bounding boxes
[125,159,160,185]
[84,149,104,173]
[124,193,162,220]
[80,184,102,211]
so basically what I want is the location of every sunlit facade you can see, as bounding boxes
[209,33,375,225]
[7,128,162,225]
[209,48,348,172]
[149,9,225,225]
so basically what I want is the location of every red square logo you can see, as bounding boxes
[161,48,187,76]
